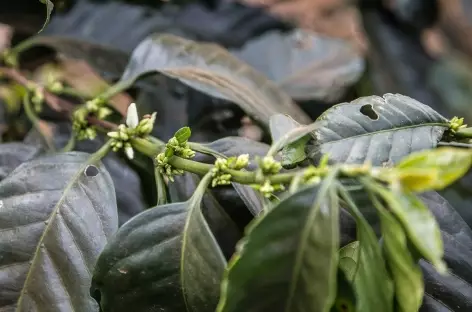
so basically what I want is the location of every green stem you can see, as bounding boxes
[455,127,472,139]
[154,164,167,206]
[60,135,76,153]
[130,137,164,157]
[23,94,56,152]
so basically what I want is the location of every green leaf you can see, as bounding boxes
[92,173,226,312]
[118,34,312,126]
[217,171,340,312]
[0,152,118,311]
[174,126,191,143]
[338,241,359,282]
[233,29,364,101]
[307,93,449,165]
[38,0,54,33]
[269,114,311,168]
[372,186,446,272]
[396,147,472,191]
[338,185,394,312]
[374,197,424,312]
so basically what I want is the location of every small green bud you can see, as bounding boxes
[233,154,249,170]
[97,107,112,120]
[48,81,64,93]
[107,131,120,139]
[261,156,282,174]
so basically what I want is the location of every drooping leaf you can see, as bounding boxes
[370,192,424,312]
[92,173,226,312]
[338,241,359,282]
[0,142,41,181]
[269,114,311,168]
[192,137,269,215]
[0,152,118,311]
[24,122,146,225]
[38,0,54,33]
[232,29,364,101]
[396,147,472,192]
[217,171,340,312]
[118,33,311,126]
[373,186,445,272]
[307,93,449,165]
[338,185,394,312]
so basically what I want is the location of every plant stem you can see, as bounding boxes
[22,94,56,152]
[455,127,472,138]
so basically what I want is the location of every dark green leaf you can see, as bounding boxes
[0,152,118,311]
[396,147,472,191]
[119,34,312,126]
[218,172,340,312]
[233,29,364,101]
[338,186,394,312]
[375,187,445,272]
[307,93,449,165]
[370,193,424,312]
[38,0,53,33]
[0,143,41,181]
[93,173,226,312]
[24,122,146,225]
[339,241,359,282]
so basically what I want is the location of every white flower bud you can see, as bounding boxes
[124,144,134,160]
[126,103,139,129]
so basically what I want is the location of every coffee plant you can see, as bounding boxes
[1,2,472,311]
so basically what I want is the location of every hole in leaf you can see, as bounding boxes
[360,104,379,120]
[84,165,99,177]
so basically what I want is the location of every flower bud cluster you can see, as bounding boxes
[106,103,156,159]
[252,156,284,198]
[73,98,112,140]
[155,127,195,182]
[211,154,249,187]
[449,116,467,134]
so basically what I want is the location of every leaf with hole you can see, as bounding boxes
[0,152,118,311]
[307,93,449,165]
[217,171,340,312]
[92,173,226,312]
[232,29,364,101]
[118,34,311,126]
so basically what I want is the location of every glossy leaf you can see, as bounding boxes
[338,241,359,282]
[306,93,449,165]
[218,172,340,312]
[373,187,445,272]
[233,29,364,101]
[0,152,118,311]
[38,0,53,33]
[24,123,146,225]
[396,147,472,191]
[269,114,311,168]
[338,186,394,312]
[92,173,226,312]
[0,143,41,181]
[371,193,424,312]
[119,34,312,126]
